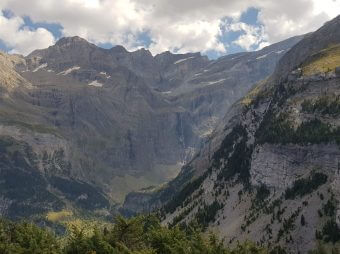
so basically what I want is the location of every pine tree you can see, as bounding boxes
[300,214,306,226]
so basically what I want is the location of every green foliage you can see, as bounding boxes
[276,208,301,242]
[256,114,340,145]
[255,185,270,205]
[321,220,340,243]
[215,124,253,187]
[323,200,336,217]
[0,219,61,254]
[301,95,340,116]
[308,243,328,254]
[284,172,328,199]
[256,113,295,145]
[300,214,306,226]
[0,215,273,254]
[64,225,115,254]
[107,216,145,250]
[163,170,208,215]
[195,200,224,229]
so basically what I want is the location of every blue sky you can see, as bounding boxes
[0,0,339,57]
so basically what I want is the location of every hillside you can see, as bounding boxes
[135,15,340,253]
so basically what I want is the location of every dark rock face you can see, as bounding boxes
[148,15,340,254]
[336,66,340,76]
[0,33,301,218]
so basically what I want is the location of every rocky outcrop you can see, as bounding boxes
[250,144,340,189]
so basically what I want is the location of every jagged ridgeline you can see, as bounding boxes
[0,30,301,220]
[128,15,340,253]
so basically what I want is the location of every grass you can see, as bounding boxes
[46,209,112,239]
[240,78,273,108]
[46,210,73,223]
[240,79,267,106]
[302,44,340,75]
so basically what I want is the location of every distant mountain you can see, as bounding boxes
[0,33,301,220]
[138,15,340,253]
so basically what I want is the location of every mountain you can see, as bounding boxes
[130,15,340,253]
[0,34,301,220]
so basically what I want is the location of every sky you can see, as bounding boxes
[0,0,339,58]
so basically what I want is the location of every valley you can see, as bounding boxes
[0,8,339,253]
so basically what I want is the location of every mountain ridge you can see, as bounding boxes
[0,33,302,221]
[125,15,340,253]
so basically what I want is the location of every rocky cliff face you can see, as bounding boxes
[144,15,340,253]
[0,34,300,219]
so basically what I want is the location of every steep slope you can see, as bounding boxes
[155,36,303,141]
[0,34,301,219]
[122,36,303,214]
[142,15,340,253]
[6,41,192,205]
[0,52,112,219]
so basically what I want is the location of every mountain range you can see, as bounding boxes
[125,15,340,253]
[1,11,340,254]
[0,32,302,220]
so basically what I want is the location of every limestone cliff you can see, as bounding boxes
[143,15,340,253]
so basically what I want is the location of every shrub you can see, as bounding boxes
[284,172,328,199]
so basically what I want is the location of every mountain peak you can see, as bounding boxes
[274,14,340,80]
[55,36,91,47]
[110,45,128,54]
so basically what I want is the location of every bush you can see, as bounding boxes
[321,220,340,243]
[301,95,340,116]
[195,200,224,229]
[284,172,328,199]
[256,115,340,145]
[0,219,61,254]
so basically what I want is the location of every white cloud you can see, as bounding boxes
[0,12,55,55]
[226,22,267,51]
[0,0,339,55]
[255,0,332,44]
[147,19,226,54]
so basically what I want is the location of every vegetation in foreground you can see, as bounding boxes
[0,215,339,254]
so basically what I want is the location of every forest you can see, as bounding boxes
[0,214,337,254]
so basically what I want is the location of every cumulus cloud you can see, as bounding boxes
[0,12,55,55]
[0,0,339,55]
[226,22,267,51]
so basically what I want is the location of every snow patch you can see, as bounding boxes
[256,54,269,60]
[174,56,195,64]
[32,63,47,72]
[162,91,172,94]
[100,71,111,79]
[276,50,285,54]
[58,66,80,75]
[207,79,226,85]
[47,70,54,73]
[256,50,284,59]
[88,80,103,87]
